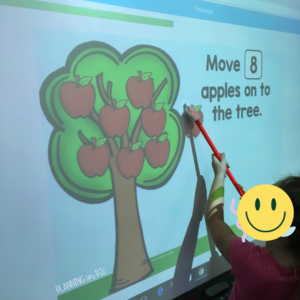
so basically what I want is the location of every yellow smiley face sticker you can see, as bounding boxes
[237,184,294,241]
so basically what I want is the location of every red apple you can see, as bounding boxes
[117,147,144,178]
[99,101,129,137]
[126,71,154,108]
[145,138,170,168]
[141,104,166,137]
[77,141,110,177]
[60,77,95,118]
[181,107,203,138]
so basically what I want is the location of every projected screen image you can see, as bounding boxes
[1,1,300,300]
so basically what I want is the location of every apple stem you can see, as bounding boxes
[74,75,80,87]
[137,71,142,79]
[91,137,96,148]
[129,142,132,151]
[112,99,116,109]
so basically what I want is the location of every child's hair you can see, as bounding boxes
[273,174,300,298]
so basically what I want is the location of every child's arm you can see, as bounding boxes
[205,153,237,264]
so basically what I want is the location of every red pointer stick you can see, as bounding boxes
[195,119,245,197]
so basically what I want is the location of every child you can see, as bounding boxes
[206,153,300,300]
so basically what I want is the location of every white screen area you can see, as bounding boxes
[1,1,300,300]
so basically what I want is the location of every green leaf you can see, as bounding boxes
[96,138,107,147]
[158,133,168,142]
[194,105,202,112]
[155,102,164,111]
[142,72,152,81]
[79,76,92,86]
[132,142,142,151]
[116,100,127,109]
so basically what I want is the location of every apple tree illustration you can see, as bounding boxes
[40,42,184,293]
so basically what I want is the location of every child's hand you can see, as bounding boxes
[240,187,247,199]
[186,105,201,122]
[212,153,229,178]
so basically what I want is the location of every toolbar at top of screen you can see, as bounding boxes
[86,0,300,34]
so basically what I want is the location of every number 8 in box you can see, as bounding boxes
[244,50,262,79]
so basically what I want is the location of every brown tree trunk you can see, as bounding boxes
[109,158,153,293]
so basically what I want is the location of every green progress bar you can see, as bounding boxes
[0,0,174,27]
